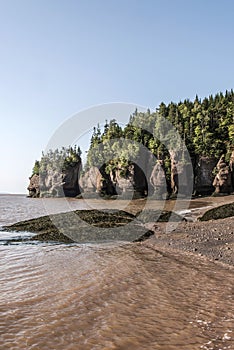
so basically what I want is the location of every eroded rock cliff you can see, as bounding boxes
[28,162,82,198]
[213,155,233,195]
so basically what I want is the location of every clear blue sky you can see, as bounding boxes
[1,0,234,193]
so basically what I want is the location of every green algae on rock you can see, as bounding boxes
[3,209,154,244]
[199,202,234,221]
[136,209,184,224]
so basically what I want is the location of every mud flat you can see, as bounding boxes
[145,201,234,266]
[2,196,234,266]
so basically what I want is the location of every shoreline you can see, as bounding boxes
[144,216,234,267]
[142,196,234,267]
[2,194,234,267]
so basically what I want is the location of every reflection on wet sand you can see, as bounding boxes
[0,195,233,349]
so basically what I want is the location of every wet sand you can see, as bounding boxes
[3,194,234,266]
[1,194,233,349]
[145,217,234,266]
[144,195,234,266]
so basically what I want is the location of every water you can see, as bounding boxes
[0,195,233,350]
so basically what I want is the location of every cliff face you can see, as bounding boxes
[27,174,40,198]
[213,155,233,195]
[169,150,192,197]
[78,163,147,198]
[40,169,64,197]
[79,166,103,195]
[194,156,217,195]
[229,151,234,190]
[150,160,167,199]
[63,164,81,197]
[110,165,135,196]
[79,166,116,197]
[28,152,234,199]
[28,162,82,198]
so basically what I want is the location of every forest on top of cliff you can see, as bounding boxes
[86,90,234,171]
[32,89,234,178]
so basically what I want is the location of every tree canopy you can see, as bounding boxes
[86,90,234,179]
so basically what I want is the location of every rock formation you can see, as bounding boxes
[79,166,116,197]
[194,156,217,195]
[28,162,82,198]
[3,209,155,243]
[110,162,150,198]
[28,149,234,199]
[27,174,40,198]
[212,155,233,195]
[79,166,103,196]
[229,150,234,189]
[63,163,82,197]
[150,160,167,199]
[40,169,65,197]
[78,162,149,199]
[169,150,191,197]
[110,164,135,197]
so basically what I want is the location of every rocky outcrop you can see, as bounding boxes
[194,156,217,195]
[169,150,192,197]
[79,166,116,197]
[63,164,82,197]
[229,150,234,189]
[79,166,104,196]
[199,202,234,221]
[28,150,234,199]
[28,162,82,198]
[3,209,154,243]
[212,155,233,195]
[110,162,149,198]
[78,162,150,199]
[27,174,40,198]
[40,169,65,197]
[110,164,135,197]
[150,160,167,199]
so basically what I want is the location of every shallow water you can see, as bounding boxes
[0,195,233,349]
[0,193,212,226]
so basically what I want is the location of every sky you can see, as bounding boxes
[1,0,234,193]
